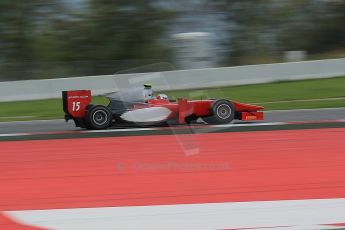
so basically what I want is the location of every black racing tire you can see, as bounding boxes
[202,100,235,124]
[86,105,112,130]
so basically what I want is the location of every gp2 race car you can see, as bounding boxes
[62,88,264,130]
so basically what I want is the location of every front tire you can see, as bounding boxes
[203,100,235,124]
[86,105,112,130]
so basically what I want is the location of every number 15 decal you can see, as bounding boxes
[72,101,81,111]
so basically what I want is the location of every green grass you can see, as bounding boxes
[0,97,109,122]
[1,76,345,122]
[165,77,345,102]
[164,76,345,110]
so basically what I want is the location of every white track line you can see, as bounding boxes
[5,198,345,230]
[209,122,285,128]
[257,97,345,104]
[0,133,30,137]
[84,122,287,134]
[85,127,157,133]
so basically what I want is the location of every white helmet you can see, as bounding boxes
[156,94,168,100]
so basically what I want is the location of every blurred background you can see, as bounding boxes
[0,0,344,81]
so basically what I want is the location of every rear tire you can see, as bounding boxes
[86,105,112,130]
[202,100,235,124]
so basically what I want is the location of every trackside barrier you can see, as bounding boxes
[0,58,344,102]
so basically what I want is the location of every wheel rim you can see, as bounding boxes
[216,104,232,119]
[92,110,108,126]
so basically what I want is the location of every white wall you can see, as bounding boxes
[0,58,344,102]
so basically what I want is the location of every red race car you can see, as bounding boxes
[62,86,264,130]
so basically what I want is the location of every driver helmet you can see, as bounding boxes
[156,94,168,100]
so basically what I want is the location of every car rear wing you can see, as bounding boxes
[62,90,92,119]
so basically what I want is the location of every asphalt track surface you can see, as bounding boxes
[0,107,344,135]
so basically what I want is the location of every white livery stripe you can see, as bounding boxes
[121,107,172,123]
